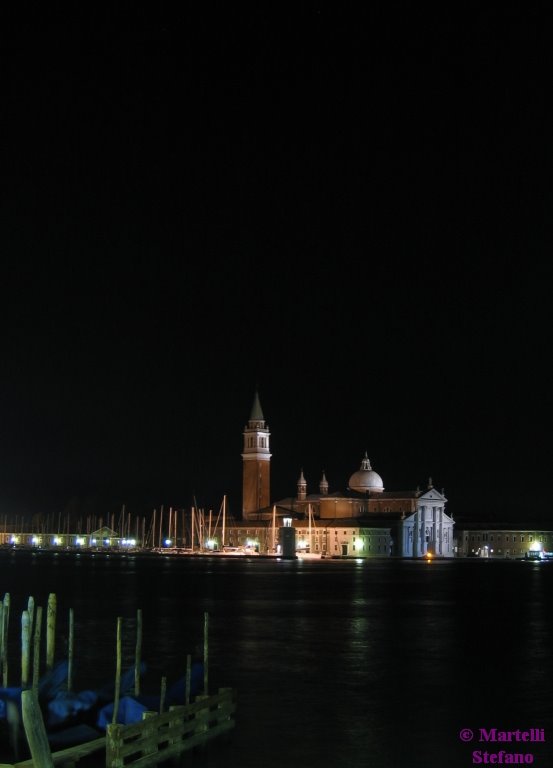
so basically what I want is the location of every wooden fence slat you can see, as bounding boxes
[141,711,157,758]
[106,723,124,768]
[13,737,106,768]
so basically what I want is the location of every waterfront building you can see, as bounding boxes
[0,527,138,549]
[456,525,553,558]
[239,392,455,558]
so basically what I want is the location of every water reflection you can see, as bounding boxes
[0,552,552,768]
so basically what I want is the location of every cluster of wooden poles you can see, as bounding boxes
[0,593,61,693]
[1,591,210,724]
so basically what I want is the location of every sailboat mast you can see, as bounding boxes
[272,505,276,552]
[222,495,226,548]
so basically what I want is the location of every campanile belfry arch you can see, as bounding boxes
[242,391,271,519]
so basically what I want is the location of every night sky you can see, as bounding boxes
[1,5,551,526]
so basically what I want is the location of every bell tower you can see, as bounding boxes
[242,391,271,519]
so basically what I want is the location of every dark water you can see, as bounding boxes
[1,551,552,767]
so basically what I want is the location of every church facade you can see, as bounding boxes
[238,392,455,558]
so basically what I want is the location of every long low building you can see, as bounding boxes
[455,525,553,559]
[0,526,138,549]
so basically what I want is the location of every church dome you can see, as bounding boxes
[348,453,384,494]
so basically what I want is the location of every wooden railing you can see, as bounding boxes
[1,687,236,768]
[11,736,106,768]
[106,688,236,768]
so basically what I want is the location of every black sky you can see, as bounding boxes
[1,4,552,524]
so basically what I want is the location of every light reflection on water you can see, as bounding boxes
[1,553,552,768]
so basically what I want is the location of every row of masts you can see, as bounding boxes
[1,497,232,551]
[152,496,229,550]
[1,500,319,555]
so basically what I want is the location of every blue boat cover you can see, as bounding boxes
[0,660,69,719]
[47,689,98,726]
[38,660,69,700]
[96,695,148,729]
[0,687,23,720]
[96,662,146,702]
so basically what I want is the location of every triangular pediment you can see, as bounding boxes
[418,488,447,502]
[91,526,119,538]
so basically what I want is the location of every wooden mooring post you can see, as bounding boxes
[185,652,191,705]
[67,607,74,692]
[134,608,142,696]
[112,616,123,725]
[2,592,10,687]
[203,611,209,695]
[21,610,31,688]
[20,689,55,768]
[159,676,167,714]
[46,593,56,671]
[27,596,35,641]
[0,602,3,686]
[32,605,43,692]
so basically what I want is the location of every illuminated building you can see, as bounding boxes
[456,526,553,559]
[239,393,455,558]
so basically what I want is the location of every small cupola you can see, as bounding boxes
[297,469,307,501]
